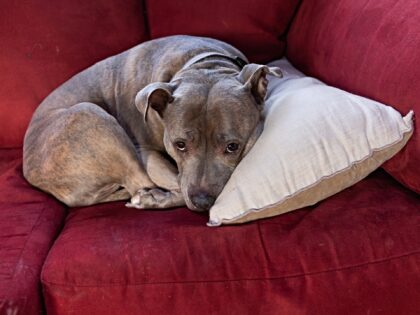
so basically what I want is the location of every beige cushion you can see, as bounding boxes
[208,58,414,226]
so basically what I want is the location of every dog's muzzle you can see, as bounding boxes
[189,190,216,211]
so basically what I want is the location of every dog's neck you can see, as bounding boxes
[182,52,248,71]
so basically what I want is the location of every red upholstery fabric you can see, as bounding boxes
[0,0,148,149]
[42,170,420,315]
[146,0,300,64]
[286,0,420,193]
[0,150,66,315]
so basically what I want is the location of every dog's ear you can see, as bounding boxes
[237,64,283,109]
[135,82,175,122]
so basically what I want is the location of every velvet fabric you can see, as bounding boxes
[286,0,420,194]
[42,170,420,315]
[0,150,66,315]
[0,0,148,149]
[145,0,300,64]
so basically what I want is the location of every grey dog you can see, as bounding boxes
[23,35,282,212]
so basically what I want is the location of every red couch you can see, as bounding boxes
[1,0,419,314]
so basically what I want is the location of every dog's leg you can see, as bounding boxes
[127,150,185,209]
[24,102,156,207]
[100,186,131,203]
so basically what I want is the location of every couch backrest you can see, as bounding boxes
[0,0,148,149]
[145,0,300,64]
[287,0,420,193]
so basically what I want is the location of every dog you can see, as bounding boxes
[23,35,282,212]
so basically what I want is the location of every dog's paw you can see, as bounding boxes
[126,188,172,209]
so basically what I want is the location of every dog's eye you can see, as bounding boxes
[175,141,186,151]
[225,143,239,153]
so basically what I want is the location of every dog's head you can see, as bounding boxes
[136,63,282,211]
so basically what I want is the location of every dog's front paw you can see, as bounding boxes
[126,188,173,209]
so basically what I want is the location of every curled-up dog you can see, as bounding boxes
[23,35,282,212]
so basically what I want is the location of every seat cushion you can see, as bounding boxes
[42,170,420,315]
[0,150,66,314]
[286,0,420,194]
[146,0,300,63]
[0,0,149,148]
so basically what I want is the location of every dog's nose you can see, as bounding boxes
[190,191,215,211]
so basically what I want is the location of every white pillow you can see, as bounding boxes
[208,58,413,226]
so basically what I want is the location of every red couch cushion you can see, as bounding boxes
[0,0,149,149]
[42,170,420,315]
[286,0,420,194]
[146,0,300,64]
[0,150,66,315]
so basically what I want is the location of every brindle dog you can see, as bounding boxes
[23,35,282,211]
